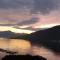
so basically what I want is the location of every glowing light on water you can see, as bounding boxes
[9,39,31,55]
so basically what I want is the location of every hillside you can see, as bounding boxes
[28,25,60,54]
[0,31,29,39]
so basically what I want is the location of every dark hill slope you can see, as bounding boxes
[0,31,29,39]
[28,25,60,53]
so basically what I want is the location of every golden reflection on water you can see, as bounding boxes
[0,38,8,50]
[0,38,31,55]
[9,39,31,55]
[0,38,60,60]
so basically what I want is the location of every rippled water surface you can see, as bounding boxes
[0,38,60,60]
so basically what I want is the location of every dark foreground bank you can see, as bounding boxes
[2,55,47,60]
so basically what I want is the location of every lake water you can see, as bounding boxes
[0,38,60,60]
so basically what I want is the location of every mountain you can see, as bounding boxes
[0,31,15,38]
[0,25,60,54]
[0,31,29,39]
[28,25,60,54]
[2,55,46,60]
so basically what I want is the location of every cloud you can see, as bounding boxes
[32,0,60,14]
[17,17,39,26]
[0,0,60,29]
[0,0,60,15]
[0,14,39,26]
[0,0,33,9]
[32,9,60,29]
[0,0,60,14]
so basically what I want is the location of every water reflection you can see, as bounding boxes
[0,38,31,55]
[0,38,60,60]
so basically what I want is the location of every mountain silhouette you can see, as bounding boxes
[0,31,14,38]
[0,30,29,39]
[27,25,60,54]
[2,55,46,60]
[0,25,60,54]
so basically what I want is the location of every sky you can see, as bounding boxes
[0,0,60,59]
[0,0,60,30]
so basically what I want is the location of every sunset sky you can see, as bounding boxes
[0,0,60,31]
[0,1,60,59]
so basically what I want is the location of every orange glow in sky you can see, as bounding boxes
[0,26,35,34]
